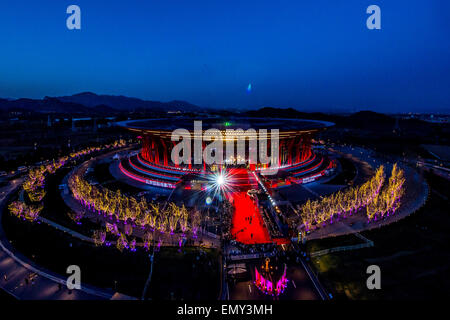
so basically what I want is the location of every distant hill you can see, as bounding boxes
[0,92,206,115]
[347,110,393,123]
[243,107,336,122]
[0,97,113,115]
[56,92,205,112]
[242,107,413,130]
[243,108,443,138]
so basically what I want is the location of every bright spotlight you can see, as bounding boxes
[207,170,233,197]
[216,174,225,186]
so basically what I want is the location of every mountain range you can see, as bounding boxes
[0,92,205,114]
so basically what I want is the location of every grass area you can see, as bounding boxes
[306,234,364,253]
[93,162,115,184]
[0,288,16,300]
[146,247,221,300]
[2,158,222,299]
[102,180,144,195]
[3,207,150,297]
[41,163,144,238]
[40,168,101,237]
[3,174,221,299]
[3,205,221,299]
[308,172,450,300]
[325,157,356,185]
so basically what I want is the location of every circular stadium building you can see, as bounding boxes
[116,117,335,191]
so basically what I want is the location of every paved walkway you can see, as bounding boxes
[38,216,95,243]
[228,192,272,244]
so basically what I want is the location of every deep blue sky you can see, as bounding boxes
[0,0,449,113]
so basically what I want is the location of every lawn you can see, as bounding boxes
[39,168,101,237]
[146,247,221,300]
[325,157,357,185]
[306,234,365,253]
[93,161,114,184]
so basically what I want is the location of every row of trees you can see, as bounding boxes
[68,139,127,159]
[92,227,167,252]
[14,159,67,221]
[69,174,202,237]
[366,164,405,221]
[23,159,66,202]
[91,197,235,253]
[299,165,405,230]
[10,139,127,222]
[8,201,43,221]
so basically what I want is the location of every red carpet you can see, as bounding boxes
[228,191,272,244]
[227,168,258,190]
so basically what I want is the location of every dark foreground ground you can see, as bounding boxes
[307,171,450,299]
[1,168,221,300]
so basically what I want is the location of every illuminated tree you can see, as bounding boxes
[116,233,128,252]
[143,232,153,251]
[129,238,137,251]
[68,166,198,241]
[106,222,120,235]
[68,210,85,223]
[124,223,133,236]
[299,165,387,229]
[92,230,106,246]
[366,164,405,221]
[168,203,180,234]
[8,201,25,218]
[179,204,189,233]
[192,208,202,236]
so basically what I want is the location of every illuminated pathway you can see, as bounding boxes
[229,191,272,245]
[224,167,295,245]
[224,169,272,244]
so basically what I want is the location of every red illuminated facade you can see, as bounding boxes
[117,118,335,189]
[139,132,314,169]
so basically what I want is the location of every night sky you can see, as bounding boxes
[0,0,449,113]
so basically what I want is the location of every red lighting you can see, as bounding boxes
[255,265,288,296]
[228,191,271,244]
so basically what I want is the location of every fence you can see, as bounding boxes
[310,241,374,258]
